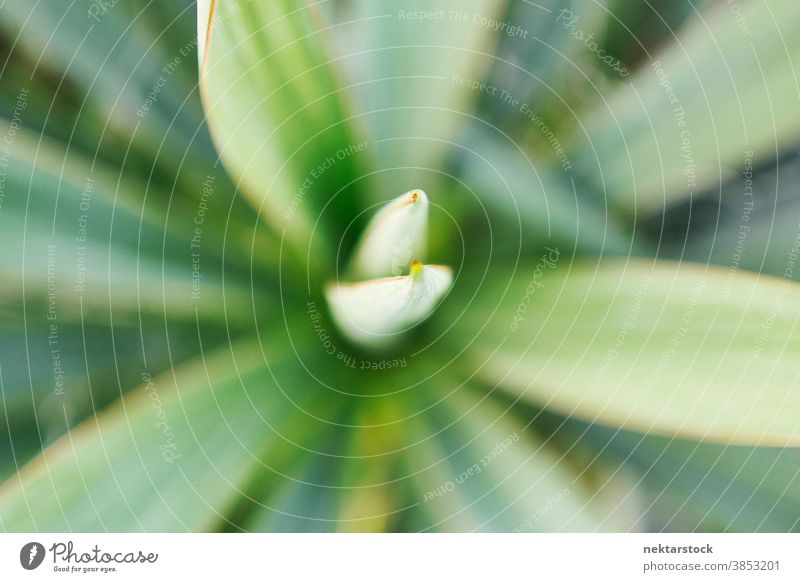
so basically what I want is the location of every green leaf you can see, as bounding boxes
[0,0,218,186]
[0,322,203,430]
[676,154,800,283]
[479,0,620,143]
[329,0,506,182]
[239,405,404,533]
[455,124,634,256]
[449,259,800,445]
[633,440,800,532]
[549,419,800,532]
[197,0,369,262]
[601,0,705,74]
[349,189,428,280]
[0,120,259,324]
[0,332,345,532]
[326,262,452,351]
[240,451,348,533]
[400,384,640,531]
[0,322,216,493]
[572,0,800,213]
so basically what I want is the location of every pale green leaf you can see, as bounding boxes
[573,0,800,212]
[0,1,218,183]
[0,120,259,324]
[197,0,369,261]
[0,322,203,432]
[401,385,641,531]
[240,405,404,533]
[329,0,506,181]
[0,333,342,532]
[480,0,622,144]
[551,420,800,532]
[326,262,452,350]
[349,189,428,279]
[456,125,634,255]
[451,260,800,444]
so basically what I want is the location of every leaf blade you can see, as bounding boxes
[0,332,338,531]
[448,260,800,444]
[572,0,800,212]
[401,384,641,531]
[197,0,369,262]
[328,0,507,181]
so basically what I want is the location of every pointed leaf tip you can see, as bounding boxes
[349,189,429,279]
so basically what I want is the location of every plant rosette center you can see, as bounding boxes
[323,189,453,353]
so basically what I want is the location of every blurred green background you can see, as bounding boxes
[0,0,799,532]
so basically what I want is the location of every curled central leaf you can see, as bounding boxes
[326,190,452,350]
[349,189,429,279]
